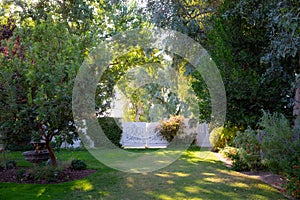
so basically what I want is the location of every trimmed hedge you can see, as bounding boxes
[98,117,122,147]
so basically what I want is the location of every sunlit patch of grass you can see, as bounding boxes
[157,194,174,200]
[203,177,225,183]
[155,172,172,178]
[0,148,287,200]
[180,148,221,164]
[71,179,94,191]
[185,185,201,193]
[172,172,190,177]
[126,177,134,188]
[202,172,216,176]
[36,187,46,198]
[155,171,190,178]
[229,182,249,188]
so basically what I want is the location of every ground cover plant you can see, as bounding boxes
[0,148,287,200]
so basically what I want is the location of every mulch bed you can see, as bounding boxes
[0,167,97,184]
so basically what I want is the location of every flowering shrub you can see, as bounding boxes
[258,111,300,198]
[258,111,299,173]
[284,164,300,199]
[157,115,185,142]
[234,128,264,171]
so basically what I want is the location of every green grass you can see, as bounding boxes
[0,147,287,200]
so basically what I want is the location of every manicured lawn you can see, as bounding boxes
[0,147,287,200]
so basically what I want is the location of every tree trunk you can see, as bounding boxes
[135,105,142,122]
[294,81,300,129]
[45,137,57,168]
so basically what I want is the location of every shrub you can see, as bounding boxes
[234,128,264,171]
[71,159,87,170]
[26,165,61,182]
[209,127,225,151]
[258,111,300,197]
[209,126,239,152]
[5,160,16,169]
[231,150,251,172]
[219,146,238,159]
[157,115,185,142]
[219,146,250,171]
[16,169,26,181]
[259,111,300,174]
[284,164,300,199]
[98,117,122,147]
[6,143,33,151]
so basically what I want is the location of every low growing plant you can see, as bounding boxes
[231,150,251,172]
[71,159,87,170]
[284,164,300,199]
[259,111,300,174]
[258,111,300,198]
[219,146,238,159]
[5,160,16,169]
[26,165,62,182]
[219,146,250,171]
[234,128,264,171]
[16,169,26,181]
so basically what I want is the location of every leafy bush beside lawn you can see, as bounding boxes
[209,126,239,152]
[98,117,122,147]
[223,111,300,198]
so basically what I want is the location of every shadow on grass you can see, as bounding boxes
[0,148,287,200]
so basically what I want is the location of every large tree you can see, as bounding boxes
[145,0,299,128]
[205,0,299,127]
[0,0,147,166]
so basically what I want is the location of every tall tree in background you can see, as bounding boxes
[206,0,299,128]
[146,0,299,128]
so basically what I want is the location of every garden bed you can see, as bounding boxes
[0,166,96,184]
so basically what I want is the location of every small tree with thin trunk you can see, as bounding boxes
[22,20,82,167]
[0,18,82,168]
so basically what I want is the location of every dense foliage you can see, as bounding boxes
[234,128,264,171]
[209,126,239,152]
[259,111,300,173]
[98,117,122,147]
[71,159,87,170]
[0,0,145,167]
[258,112,300,197]
[204,0,300,128]
[145,0,299,128]
[232,111,300,197]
